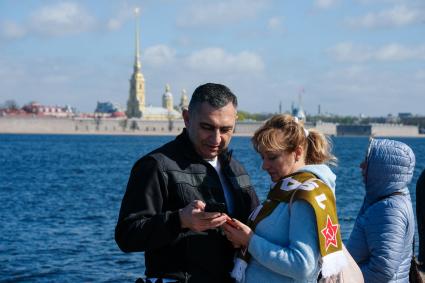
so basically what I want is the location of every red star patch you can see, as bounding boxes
[321,215,339,251]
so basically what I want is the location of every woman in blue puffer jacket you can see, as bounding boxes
[347,138,416,282]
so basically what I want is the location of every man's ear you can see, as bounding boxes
[182,109,189,127]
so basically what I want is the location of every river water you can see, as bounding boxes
[1,134,424,282]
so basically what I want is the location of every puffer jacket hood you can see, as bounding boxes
[365,139,415,205]
[297,164,336,195]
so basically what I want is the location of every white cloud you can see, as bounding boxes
[185,47,264,73]
[267,17,283,31]
[107,19,122,31]
[310,64,424,115]
[327,42,372,62]
[265,17,286,35]
[0,21,26,39]
[0,55,130,111]
[328,42,425,62]
[176,0,269,27]
[106,5,136,31]
[315,0,339,9]
[376,44,425,60]
[29,2,96,36]
[324,65,367,79]
[354,0,420,5]
[143,45,177,67]
[346,5,425,29]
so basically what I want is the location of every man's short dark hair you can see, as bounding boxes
[188,83,238,114]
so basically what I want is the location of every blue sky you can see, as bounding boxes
[0,0,424,116]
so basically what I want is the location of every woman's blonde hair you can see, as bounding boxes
[251,114,337,165]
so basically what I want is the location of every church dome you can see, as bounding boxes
[292,107,306,121]
[291,93,306,122]
[163,84,173,98]
[162,84,174,110]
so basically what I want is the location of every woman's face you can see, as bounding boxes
[360,158,368,184]
[260,150,298,182]
[361,139,373,185]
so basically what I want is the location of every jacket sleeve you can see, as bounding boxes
[245,186,260,221]
[346,210,370,264]
[247,201,320,280]
[115,156,182,253]
[357,201,409,283]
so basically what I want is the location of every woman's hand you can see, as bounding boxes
[222,218,253,248]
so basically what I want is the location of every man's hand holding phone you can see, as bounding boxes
[204,202,226,213]
[204,201,239,228]
[179,200,228,232]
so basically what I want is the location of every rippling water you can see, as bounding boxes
[1,134,424,282]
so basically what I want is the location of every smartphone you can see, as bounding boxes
[204,202,226,213]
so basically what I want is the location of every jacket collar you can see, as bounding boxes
[175,128,233,166]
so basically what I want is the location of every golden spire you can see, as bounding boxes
[134,7,141,71]
[126,6,145,118]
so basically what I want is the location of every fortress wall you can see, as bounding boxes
[235,121,338,136]
[371,123,419,137]
[312,122,337,136]
[235,121,263,136]
[0,117,421,137]
[0,117,186,135]
[0,117,263,136]
[123,119,185,135]
[0,117,76,133]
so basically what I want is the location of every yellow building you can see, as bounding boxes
[126,8,183,120]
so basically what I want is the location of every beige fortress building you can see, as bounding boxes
[126,9,187,120]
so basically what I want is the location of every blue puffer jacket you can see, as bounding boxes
[346,139,415,283]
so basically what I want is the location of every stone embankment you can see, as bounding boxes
[0,116,422,137]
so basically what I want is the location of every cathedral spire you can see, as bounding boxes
[134,7,141,71]
[126,7,145,118]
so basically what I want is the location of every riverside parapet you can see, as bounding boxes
[0,116,421,137]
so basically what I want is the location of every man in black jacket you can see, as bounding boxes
[115,83,259,283]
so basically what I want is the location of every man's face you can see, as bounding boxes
[183,102,237,159]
